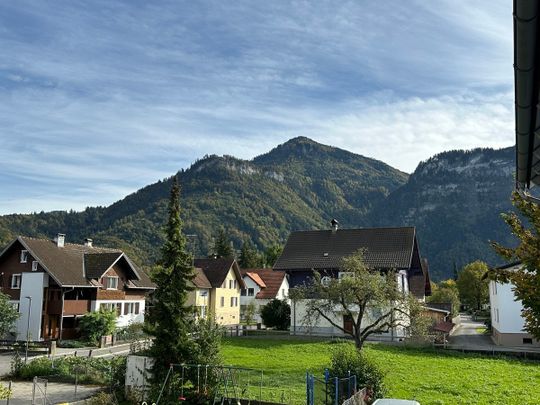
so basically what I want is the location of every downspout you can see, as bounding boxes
[58,287,74,341]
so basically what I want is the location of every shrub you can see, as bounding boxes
[0,383,11,400]
[329,344,386,401]
[260,299,290,330]
[79,309,116,345]
[57,339,93,349]
[87,391,115,405]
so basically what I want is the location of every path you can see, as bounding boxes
[448,314,493,348]
[0,380,102,404]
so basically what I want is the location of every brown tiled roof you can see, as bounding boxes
[433,321,455,334]
[3,236,154,289]
[192,267,212,289]
[194,258,245,289]
[273,227,416,271]
[242,268,286,299]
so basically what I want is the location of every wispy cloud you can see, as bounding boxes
[0,0,514,214]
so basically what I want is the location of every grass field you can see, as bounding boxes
[221,337,540,405]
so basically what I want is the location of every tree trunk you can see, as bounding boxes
[354,334,364,350]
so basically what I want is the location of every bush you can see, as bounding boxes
[79,309,116,345]
[57,339,94,349]
[260,299,290,330]
[329,344,386,401]
[0,383,11,400]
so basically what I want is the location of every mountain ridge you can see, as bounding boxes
[0,137,516,280]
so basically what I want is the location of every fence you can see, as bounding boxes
[306,371,366,405]
[147,363,299,404]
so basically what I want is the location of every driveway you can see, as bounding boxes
[448,314,493,348]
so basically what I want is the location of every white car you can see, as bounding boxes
[372,400,420,405]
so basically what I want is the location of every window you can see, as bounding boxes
[247,288,255,296]
[101,303,115,311]
[230,297,238,307]
[20,250,28,263]
[220,297,225,307]
[241,289,247,296]
[231,297,234,307]
[523,338,533,344]
[400,274,405,293]
[234,280,237,289]
[494,283,497,295]
[105,276,118,290]
[496,308,499,323]
[32,261,38,272]
[282,289,286,297]
[135,302,140,314]
[11,274,21,289]
[125,302,136,315]
[116,303,122,316]
[229,280,234,289]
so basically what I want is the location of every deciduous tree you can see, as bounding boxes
[491,191,540,340]
[260,299,290,330]
[456,261,489,311]
[0,292,18,338]
[290,250,410,350]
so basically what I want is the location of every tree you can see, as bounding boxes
[244,301,257,326]
[212,229,233,258]
[263,245,283,267]
[491,191,540,340]
[0,292,19,338]
[456,261,489,311]
[79,309,116,345]
[145,178,196,381]
[260,299,290,330]
[239,240,262,268]
[291,250,410,350]
[427,280,460,316]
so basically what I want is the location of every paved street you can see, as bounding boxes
[448,314,493,348]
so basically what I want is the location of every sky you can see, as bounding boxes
[0,0,514,214]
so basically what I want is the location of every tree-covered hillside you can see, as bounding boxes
[0,137,407,268]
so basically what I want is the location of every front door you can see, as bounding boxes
[343,315,353,334]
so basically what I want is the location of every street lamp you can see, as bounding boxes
[24,296,32,364]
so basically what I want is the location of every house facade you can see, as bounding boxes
[191,258,245,325]
[240,268,289,324]
[0,234,155,341]
[273,224,431,339]
[490,262,540,347]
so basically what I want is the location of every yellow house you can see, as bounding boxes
[189,258,245,325]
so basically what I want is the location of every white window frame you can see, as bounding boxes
[105,276,119,290]
[32,261,38,271]
[20,250,28,263]
[247,288,255,296]
[11,274,21,289]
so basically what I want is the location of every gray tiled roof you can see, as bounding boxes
[273,227,416,271]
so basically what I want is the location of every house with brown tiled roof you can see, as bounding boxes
[0,234,155,341]
[273,222,431,338]
[190,258,245,325]
[240,268,289,325]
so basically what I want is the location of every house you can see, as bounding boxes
[273,222,431,338]
[191,257,245,325]
[240,268,289,324]
[489,262,540,347]
[0,234,155,341]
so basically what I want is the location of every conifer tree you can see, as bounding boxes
[239,240,261,268]
[145,177,195,381]
[212,228,233,258]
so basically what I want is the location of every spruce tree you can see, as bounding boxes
[239,240,261,268]
[212,228,233,258]
[145,177,195,381]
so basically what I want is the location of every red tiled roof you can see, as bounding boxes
[242,268,286,299]
[244,272,266,288]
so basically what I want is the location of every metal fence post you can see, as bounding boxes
[334,377,338,405]
[6,381,12,405]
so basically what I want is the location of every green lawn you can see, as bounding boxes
[221,337,540,405]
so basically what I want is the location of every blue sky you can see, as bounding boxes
[0,0,514,214]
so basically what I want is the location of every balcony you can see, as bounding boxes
[63,300,91,315]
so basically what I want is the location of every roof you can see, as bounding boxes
[194,258,246,289]
[433,321,455,334]
[0,236,154,289]
[242,269,287,299]
[192,267,212,289]
[273,227,417,271]
[514,1,540,189]
[241,271,266,288]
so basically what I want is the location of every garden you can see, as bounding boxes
[221,337,540,405]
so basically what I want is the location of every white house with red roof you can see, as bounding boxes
[240,268,289,324]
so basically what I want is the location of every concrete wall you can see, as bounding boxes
[490,275,526,334]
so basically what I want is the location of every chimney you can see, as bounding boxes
[84,238,93,248]
[54,233,65,248]
[331,219,339,233]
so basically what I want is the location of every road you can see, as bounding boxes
[448,314,493,348]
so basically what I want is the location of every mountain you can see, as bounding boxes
[368,147,516,280]
[0,137,407,268]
